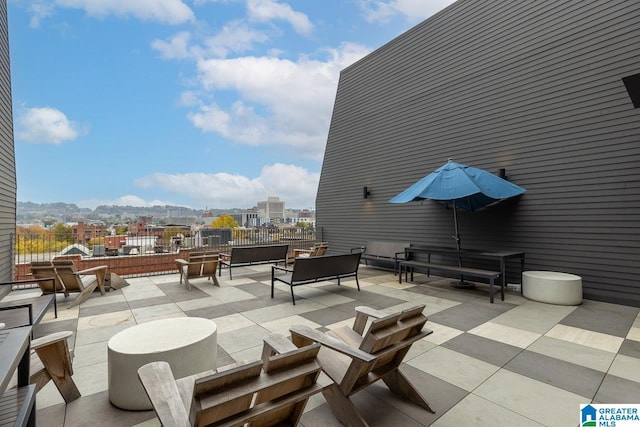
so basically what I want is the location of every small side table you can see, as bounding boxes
[523,271,582,305]
[108,317,217,410]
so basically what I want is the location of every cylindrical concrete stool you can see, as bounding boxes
[523,271,582,305]
[108,317,217,410]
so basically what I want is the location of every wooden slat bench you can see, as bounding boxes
[218,245,289,279]
[399,260,502,303]
[271,252,362,305]
[352,241,410,274]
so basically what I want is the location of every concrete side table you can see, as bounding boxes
[108,317,217,410]
[522,271,582,305]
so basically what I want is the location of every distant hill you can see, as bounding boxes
[17,201,246,224]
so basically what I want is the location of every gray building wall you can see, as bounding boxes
[0,0,15,294]
[317,0,640,306]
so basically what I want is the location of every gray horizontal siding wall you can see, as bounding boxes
[317,0,640,306]
[0,0,16,293]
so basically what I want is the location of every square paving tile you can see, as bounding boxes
[618,338,640,359]
[545,324,624,353]
[607,353,640,383]
[431,393,545,426]
[526,335,615,372]
[298,306,357,326]
[427,300,516,331]
[593,374,640,403]
[560,299,639,337]
[474,369,586,427]
[441,332,522,367]
[79,301,132,317]
[126,295,173,309]
[504,350,605,398]
[407,346,500,392]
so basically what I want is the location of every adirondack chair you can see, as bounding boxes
[30,331,81,403]
[137,333,324,427]
[8,330,81,403]
[51,259,107,308]
[289,242,329,264]
[29,261,67,296]
[290,304,434,427]
[175,252,219,290]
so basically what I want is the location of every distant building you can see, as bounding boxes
[72,221,106,244]
[231,209,259,227]
[257,197,285,220]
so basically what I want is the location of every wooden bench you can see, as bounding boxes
[137,333,324,427]
[399,259,502,303]
[218,244,289,279]
[352,241,410,274]
[271,252,362,305]
[175,252,219,290]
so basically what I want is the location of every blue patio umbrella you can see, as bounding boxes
[389,159,526,251]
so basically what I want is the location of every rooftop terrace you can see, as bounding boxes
[5,264,640,426]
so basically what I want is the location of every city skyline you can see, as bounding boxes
[9,0,456,210]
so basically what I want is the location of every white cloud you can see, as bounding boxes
[77,195,179,210]
[247,0,313,35]
[28,2,55,28]
[134,163,319,208]
[189,42,370,159]
[54,0,195,25]
[16,107,87,144]
[151,32,201,59]
[361,0,457,23]
[188,101,269,145]
[203,21,268,58]
[152,23,266,60]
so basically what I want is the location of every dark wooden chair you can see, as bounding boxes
[290,304,434,427]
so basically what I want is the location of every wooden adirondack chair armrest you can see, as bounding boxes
[31,331,73,350]
[175,259,189,266]
[76,265,108,276]
[352,306,389,334]
[290,325,375,363]
[138,361,191,427]
[263,333,297,354]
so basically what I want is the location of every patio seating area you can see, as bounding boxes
[4,264,640,426]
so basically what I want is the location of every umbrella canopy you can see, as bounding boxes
[389,159,526,250]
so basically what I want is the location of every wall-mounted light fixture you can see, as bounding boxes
[498,168,508,180]
[363,186,371,199]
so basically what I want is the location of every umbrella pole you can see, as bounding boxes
[451,203,475,289]
[453,204,461,251]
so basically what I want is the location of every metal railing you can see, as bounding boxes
[13,227,316,284]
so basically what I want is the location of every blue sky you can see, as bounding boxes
[9,0,455,210]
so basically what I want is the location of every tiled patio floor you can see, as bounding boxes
[6,264,640,426]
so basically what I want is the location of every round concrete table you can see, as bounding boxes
[523,271,582,305]
[108,317,217,410]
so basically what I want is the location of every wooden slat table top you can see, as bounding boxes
[0,326,31,395]
[0,385,36,427]
[0,295,55,329]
